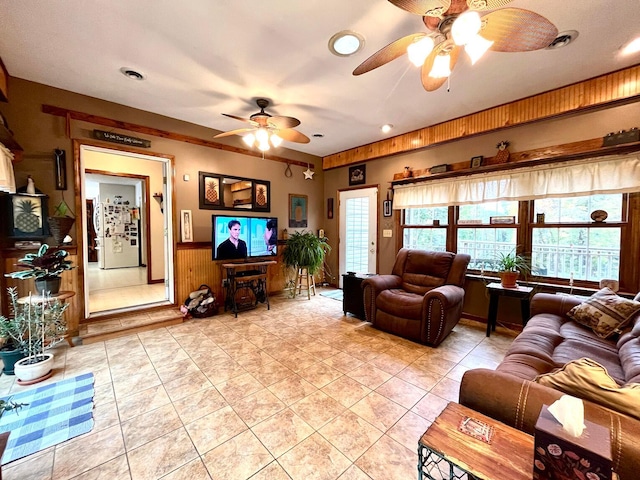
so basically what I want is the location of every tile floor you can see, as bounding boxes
[0,290,517,480]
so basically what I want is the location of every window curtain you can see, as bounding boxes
[0,142,16,194]
[393,154,640,209]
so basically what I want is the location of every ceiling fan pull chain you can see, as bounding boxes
[284,163,293,177]
[447,76,450,93]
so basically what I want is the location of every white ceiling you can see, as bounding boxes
[1,1,639,158]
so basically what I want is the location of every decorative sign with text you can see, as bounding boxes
[93,130,151,148]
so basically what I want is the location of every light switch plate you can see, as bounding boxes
[183,174,190,181]
[383,229,393,238]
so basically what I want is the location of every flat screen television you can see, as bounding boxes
[212,215,278,260]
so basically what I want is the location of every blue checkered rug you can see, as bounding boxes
[0,372,95,465]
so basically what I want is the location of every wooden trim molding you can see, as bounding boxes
[42,104,310,168]
[323,65,640,170]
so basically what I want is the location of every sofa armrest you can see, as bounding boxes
[460,369,640,479]
[362,275,402,323]
[530,292,582,318]
[423,284,465,309]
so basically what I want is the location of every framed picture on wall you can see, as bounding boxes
[180,209,193,242]
[289,194,308,228]
[349,164,366,186]
[199,172,223,209]
[253,182,271,211]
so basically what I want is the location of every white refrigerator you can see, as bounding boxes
[94,203,140,269]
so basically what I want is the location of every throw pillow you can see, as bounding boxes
[567,287,640,338]
[535,357,640,420]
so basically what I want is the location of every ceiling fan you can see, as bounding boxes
[353,0,558,92]
[214,98,310,151]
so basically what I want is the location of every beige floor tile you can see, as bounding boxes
[249,461,293,480]
[278,433,351,480]
[319,410,384,461]
[300,340,340,360]
[278,350,320,373]
[121,403,182,451]
[367,352,411,375]
[235,350,275,372]
[322,352,363,373]
[375,376,427,409]
[201,430,273,479]
[172,386,228,424]
[387,411,431,451]
[395,364,442,391]
[112,370,162,400]
[116,384,171,422]
[184,405,247,455]
[355,434,417,480]
[251,408,314,458]
[268,374,319,406]
[297,362,344,388]
[321,376,372,408]
[161,458,211,480]
[201,358,247,384]
[350,391,407,432]
[69,454,131,480]
[411,393,450,422]
[153,357,200,383]
[430,377,461,403]
[53,424,125,479]
[446,363,471,382]
[251,360,296,387]
[3,449,54,480]
[162,370,212,402]
[410,355,458,376]
[232,388,286,427]
[127,427,198,480]
[346,364,392,389]
[290,390,346,430]
[337,464,372,480]
[216,372,264,404]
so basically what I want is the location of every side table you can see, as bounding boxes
[485,282,533,337]
[342,273,375,319]
[418,402,534,480]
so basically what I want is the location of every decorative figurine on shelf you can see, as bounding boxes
[26,176,36,194]
[402,166,412,178]
[495,141,511,164]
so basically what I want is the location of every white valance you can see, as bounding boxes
[0,142,16,194]
[393,154,640,209]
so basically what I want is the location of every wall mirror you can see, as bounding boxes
[199,172,270,212]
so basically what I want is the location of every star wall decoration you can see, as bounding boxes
[303,166,315,180]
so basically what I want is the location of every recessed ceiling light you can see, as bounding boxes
[621,37,640,55]
[381,124,393,134]
[546,30,579,50]
[328,30,365,57]
[120,67,145,80]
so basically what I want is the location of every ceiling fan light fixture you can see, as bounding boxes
[465,34,494,65]
[257,140,270,152]
[329,30,365,57]
[270,133,283,148]
[451,11,481,46]
[243,133,256,147]
[255,128,269,144]
[429,53,451,78]
[407,36,434,67]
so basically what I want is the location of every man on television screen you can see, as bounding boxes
[216,220,247,260]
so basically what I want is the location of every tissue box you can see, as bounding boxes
[534,405,612,480]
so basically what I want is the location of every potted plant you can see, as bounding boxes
[1,287,68,384]
[48,199,75,246]
[4,244,75,295]
[0,289,28,375]
[282,231,331,297]
[494,250,530,288]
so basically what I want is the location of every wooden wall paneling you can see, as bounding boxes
[323,65,640,170]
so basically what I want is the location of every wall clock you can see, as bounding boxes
[4,194,49,239]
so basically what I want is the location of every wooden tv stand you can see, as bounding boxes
[221,261,276,317]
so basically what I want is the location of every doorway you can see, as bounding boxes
[338,186,378,288]
[76,142,175,318]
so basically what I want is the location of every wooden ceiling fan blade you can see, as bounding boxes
[213,128,255,139]
[268,115,301,129]
[466,0,514,11]
[277,129,310,144]
[221,113,259,127]
[482,8,558,52]
[388,0,451,17]
[353,33,426,75]
[421,44,461,92]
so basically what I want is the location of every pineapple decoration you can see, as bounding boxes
[205,179,219,204]
[256,185,267,207]
[15,199,41,233]
[495,141,511,164]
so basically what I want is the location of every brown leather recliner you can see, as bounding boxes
[362,249,470,346]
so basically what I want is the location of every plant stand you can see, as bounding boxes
[296,267,316,299]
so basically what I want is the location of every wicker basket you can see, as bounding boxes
[47,216,75,245]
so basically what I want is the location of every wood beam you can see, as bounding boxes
[323,65,640,170]
[41,104,310,168]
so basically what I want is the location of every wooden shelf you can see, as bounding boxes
[0,123,23,161]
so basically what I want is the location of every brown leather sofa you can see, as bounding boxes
[460,292,640,480]
[362,249,470,347]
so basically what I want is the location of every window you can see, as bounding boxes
[401,193,629,287]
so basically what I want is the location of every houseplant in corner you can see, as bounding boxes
[5,244,75,295]
[282,231,331,297]
[495,250,530,288]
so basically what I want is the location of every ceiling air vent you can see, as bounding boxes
[546,30,579,50]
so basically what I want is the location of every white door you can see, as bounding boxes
[338,187,378,288]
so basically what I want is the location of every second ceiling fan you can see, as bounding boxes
[353,0,558,92]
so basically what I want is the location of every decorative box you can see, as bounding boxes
[429,164,448,174]
[602,129,639,147]
[534,405,612,480]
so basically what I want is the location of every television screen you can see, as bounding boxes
[212,215,277,260]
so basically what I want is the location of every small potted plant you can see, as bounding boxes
[495,250,530,288]
[282,231,331,298]
[0,289,29,375]
[48,199,75,246]
[4,244,75,295]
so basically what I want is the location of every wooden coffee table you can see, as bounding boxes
[418,402,534,480]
